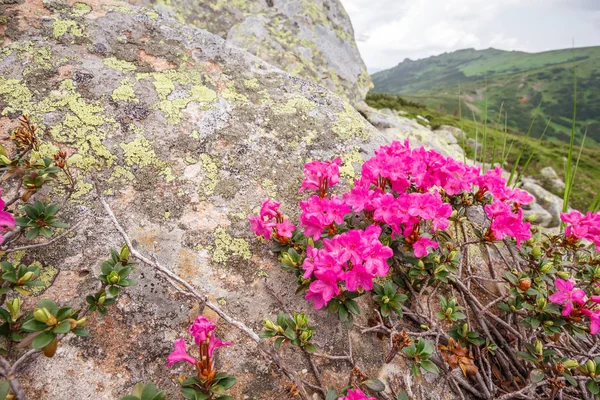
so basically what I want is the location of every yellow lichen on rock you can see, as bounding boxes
[211,227,251,264]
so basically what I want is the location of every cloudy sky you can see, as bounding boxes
[339,0,600,72]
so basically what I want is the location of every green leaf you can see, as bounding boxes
[338,304,348,322]
[362,378,385,392]
[24,228,40,240]
[56,306,73,320]
[118,278,137,287]
[283,328,296,341]
[120,396,140,400]
[397,392,409,400]
[0,381,10,400]
[101,262,113,275]
[587,379,600,395]
[72,328,89,337]
[32,331,56,349]
[530,369,545,383]
[218,376,236,390]
[326,389,339,400]
[52,320,71,334]
[141,384,159,400]
[21,319,48,332]
[37,299,58,315]
[345,299,360,315]
[420,360,440,374]
[274,337,285,350]
[108,285,120,296]
[215,397,234,400]
[258,330,277,339]
[304,343,317,353]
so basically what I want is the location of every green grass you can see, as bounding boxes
[365,93,600,211]
[371,46,600,144]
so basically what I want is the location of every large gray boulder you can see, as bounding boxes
[539,166,565,196]
[0,1,436,398]
[126,0,373,105]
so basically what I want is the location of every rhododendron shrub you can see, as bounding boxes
[251,140,600,399]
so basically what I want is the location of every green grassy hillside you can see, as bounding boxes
[371,47,600,144]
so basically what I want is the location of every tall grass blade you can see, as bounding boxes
[507,100,542,186]
[514,118,551,186]
[562,54,577,216]
[482,75,488,172]
[458,84,466,164]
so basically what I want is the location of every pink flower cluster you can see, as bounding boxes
[549,279,600,334]
[300,158,341,195]
[338,389,376,400]
[561,210,600,250]
[0,189,15,245]
[249,199,296,241]
[484,202,531,248]
[167,315,231,367]
[303,225,393,309]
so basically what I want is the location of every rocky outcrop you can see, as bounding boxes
[521,178,565,227]
[126,0,372,105]
[539,166,565,196]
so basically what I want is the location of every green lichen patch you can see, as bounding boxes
[30,261,58,296]
[198,154,219,197]
[52,19,85,39]
[0,78,33,116]
[339,148,363,179]
[111,79,138,102]
[333,103,371,141]
[271,96,317,117]
[104,57,137,72]
[137,68,217,124]
[71,3,92,17]
[120,137,159,168]
[211,227,251,264]
[145,10,160,19]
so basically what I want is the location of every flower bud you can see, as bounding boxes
[20,271,34,282]
[418,260,425,269]
[6,298,21,321]
[76,317,86,327]
[564,359,579,369]
[535,340,543,355]
[98,294,106,305]
[518,278,531,291]
[281,252,295,266]
[108,271,120,285]
[66,318,77,330]
[294,313,309,328]
[540,263,553,273]
[525,214,537,223]
[264,319,276,331]
[531,246,542,258]
[557,271,570,280]
[33,307,50,323]
[447,251,458,262]
[536,298,547,310]
[586,360,596,375]
[543,320,553,326]
[445,308,453,316]
[300,330,312,342]
[433,255,440,264]
[307,238,315,248]
[382,296,390,304]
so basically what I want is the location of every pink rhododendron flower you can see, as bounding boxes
[412,236,439,258]
[561,210,600,250]
[305,271,340,309]
[344,263,374,292]
[0,189,15,245]
[260,198,281,219]
[338,388,376,400]
[166,338,197,367]
[549,279,586,317]
[248,215,275,239]
[484,202,531,247]
[276,220,295,238]
[189,315,216,344]
[208,335,232,357]
[300,158,341,194]
[582,309,600,335]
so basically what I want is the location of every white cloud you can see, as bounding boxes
[340,0,600,71]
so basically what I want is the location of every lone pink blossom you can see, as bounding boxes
[549,279,586,317]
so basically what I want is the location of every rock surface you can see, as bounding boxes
[0,1,454,399]
[539,166,565,196]
[126,0,372,105]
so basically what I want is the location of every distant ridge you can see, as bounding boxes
[371,46,600,143]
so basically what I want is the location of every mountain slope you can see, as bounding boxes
[371,47,600,143]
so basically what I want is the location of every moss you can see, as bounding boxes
[333,103,371,141]
[198,154,219,197]
[71,3,92,17]
[339,148,363,179]
[111,79,138,102]
[71,180,93,199]
[211,227,251,264]
[52,19,84,39]
[104,57,137,72]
